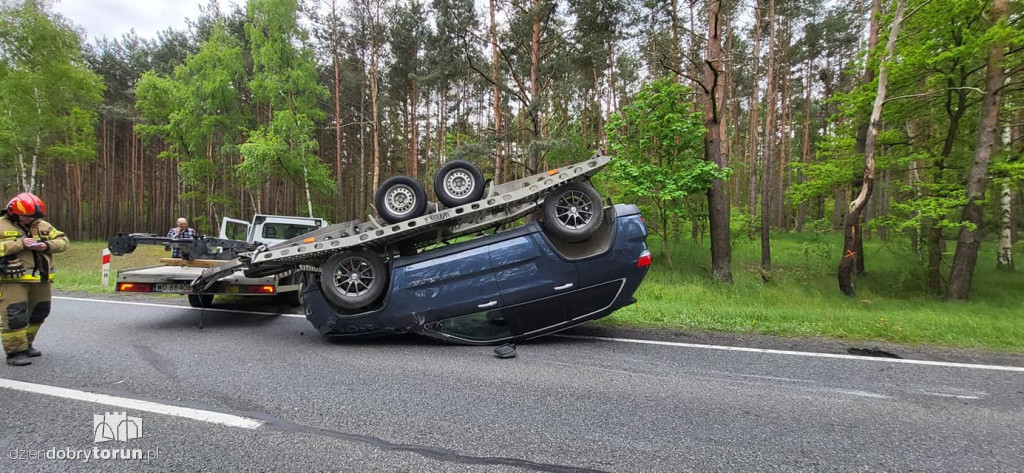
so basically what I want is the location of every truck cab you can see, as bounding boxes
[220,214,328,247]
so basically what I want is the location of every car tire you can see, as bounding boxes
[188,294,214,307]
[376,176,427,224]
[433,160,485,208]
[542,181,604,243]
[320,249,387,310]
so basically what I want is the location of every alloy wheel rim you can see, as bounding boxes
[333,257,375,297]
[554,190,594,230]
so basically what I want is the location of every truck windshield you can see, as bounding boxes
[262,223,319,240]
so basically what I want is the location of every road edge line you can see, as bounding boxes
[555,334,1024,373]
[53,296,305,318]
[0,378,263,429]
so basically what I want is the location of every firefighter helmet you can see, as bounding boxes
[6,192,46,218]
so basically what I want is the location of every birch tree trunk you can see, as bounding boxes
[29,87,41,194]
[996,106,1013,270]
[997,182,1013,270]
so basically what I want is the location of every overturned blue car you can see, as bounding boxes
[301,203,651,345]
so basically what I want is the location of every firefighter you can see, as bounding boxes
[0,192,69,366]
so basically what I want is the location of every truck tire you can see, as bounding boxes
[283,274,304,307]
[376,176,427,224]
[433,160,485,208]
[542,181,604,243]
[320,249,387,310]
[188,294,214,307]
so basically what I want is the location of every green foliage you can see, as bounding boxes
[795,0,1024,252]
[605,77,725,243]
[0,0,104,184]
[239,110,334,194]
[240,0,333,205]
[136,24,249,216]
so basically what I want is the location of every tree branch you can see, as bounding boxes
[659,55,707,92]
[885,86,985,103]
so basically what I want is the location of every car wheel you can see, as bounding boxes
[542,181,604,243]
[376,176,427,224]
[320,249,387,310]
[433,160,485,208]
[188,294,214,308]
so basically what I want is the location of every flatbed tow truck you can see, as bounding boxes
[108,216,328,306]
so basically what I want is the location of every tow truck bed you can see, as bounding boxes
[117,263,295,296]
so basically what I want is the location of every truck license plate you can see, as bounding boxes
[154,283,191,293]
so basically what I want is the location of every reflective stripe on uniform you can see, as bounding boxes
[1,327,28,354]
[1,328,26,341]
[0,273,55,282]
[3,231,18,237]
[25,324,39,337]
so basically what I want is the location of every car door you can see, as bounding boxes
[488,232,579,336]
[394,244,508,339]
[219,217,251,241]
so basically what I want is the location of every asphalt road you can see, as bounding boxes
[1,296,1022,472]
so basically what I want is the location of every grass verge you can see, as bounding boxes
[604,231,1024,351]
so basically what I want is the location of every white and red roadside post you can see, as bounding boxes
[101,248,111,287]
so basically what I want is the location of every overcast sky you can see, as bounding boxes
[52,0,233,43]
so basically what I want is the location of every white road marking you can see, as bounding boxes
[556,335,1024,373]
[831,389,890,399]
[0,378,263,429]
[53,296,306,318]
[920,391,983,400]
[52,296,1024,373]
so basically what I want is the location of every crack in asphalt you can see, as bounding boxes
[84,383,604,472]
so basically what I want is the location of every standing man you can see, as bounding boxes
[166,217,197,258]
[0,193,69,366]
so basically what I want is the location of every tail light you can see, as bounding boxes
[118,282,152,293]
[636,250,652,268]
[246,285,276,294]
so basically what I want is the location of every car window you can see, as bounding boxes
[223,221,249,241]
[427,311,512,342]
